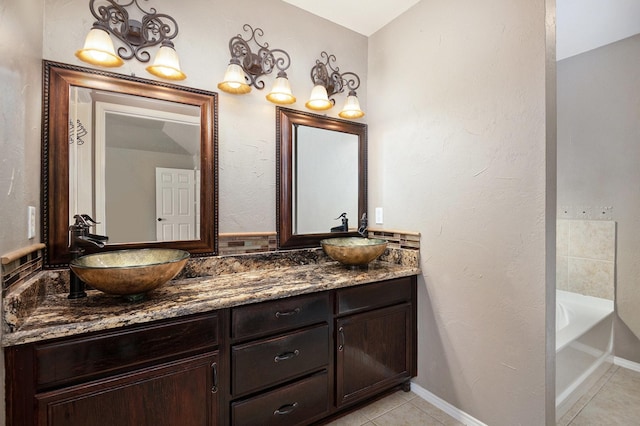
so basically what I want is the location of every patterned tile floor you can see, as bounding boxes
[323,390,463,426]
[323,366,640,425]
[559,366,640,426]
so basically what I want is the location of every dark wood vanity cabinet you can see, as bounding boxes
[6,312,222,426]
[5,275,417,426]
[229,293,332,426]
[334,277,417,408]
[35,352,219,426]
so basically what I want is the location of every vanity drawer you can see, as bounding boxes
[231,292,329,340]
[231,370,329,426]
[336,277,413,316]
[231,324,329,396]
[34,312,218,389]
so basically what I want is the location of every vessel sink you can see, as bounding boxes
[320,237,388,267]
[69,248,190,301]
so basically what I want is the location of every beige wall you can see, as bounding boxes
[0,0,45,422]
[43,0,368,234]
[367,1,554,424]
[1,0,558,423]
[557,33,640,363]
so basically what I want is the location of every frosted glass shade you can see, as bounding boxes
[75,28,124,68]
[218,63,251,94]
[146,44,187,81]
[339,94,365,119]
[266,76,296,105]
[305,84,332,111]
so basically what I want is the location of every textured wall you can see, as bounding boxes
[367,1,553,424]
[0,0,45,421]
[557,33,640,362]
[42,0,368,233]
[0,2,43,264]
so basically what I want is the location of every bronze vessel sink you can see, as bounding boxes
[69,248,190,301]
[320,237,388,267]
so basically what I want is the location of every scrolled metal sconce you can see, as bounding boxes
[305,51,364,119]
[75,0,186,80]
[218,24,296,105]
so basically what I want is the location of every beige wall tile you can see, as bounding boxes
[568,258,615,300]
[556,255,569,291]
[569,220,616,261]
[557,219,570,257]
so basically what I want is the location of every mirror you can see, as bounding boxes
[43,61,218,267]
[277,107,367,249]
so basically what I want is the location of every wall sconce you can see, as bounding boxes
[218,25,296,105]
[75,0,186,81]
[305,51,364,119]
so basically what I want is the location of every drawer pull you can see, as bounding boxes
[273,402,298,416]
[338,326,345,351]
[275,307,301,318]
[211,362,218,393]
[274,349,300,363]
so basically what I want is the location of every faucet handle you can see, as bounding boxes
[80,214,99,225]
[73,214,100,227]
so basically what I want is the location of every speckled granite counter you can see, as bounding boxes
[2,247,420,347]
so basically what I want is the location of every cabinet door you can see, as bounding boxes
[336,303,412,407]
[36,352,219,426]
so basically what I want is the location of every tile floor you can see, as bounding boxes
[559,365,640,425]
[322,365,640,426]
[323,390,463,426]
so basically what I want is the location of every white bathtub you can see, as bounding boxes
[556,290,614,420]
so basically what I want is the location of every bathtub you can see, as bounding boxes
[556,290,614,420]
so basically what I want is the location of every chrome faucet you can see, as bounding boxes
[358,213,368,238]
[68,214,108,299]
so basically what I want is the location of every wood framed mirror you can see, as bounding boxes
[276,107,367,249]
[42,60,218,268]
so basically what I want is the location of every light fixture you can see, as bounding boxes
[305,52,365,119]
[218,24,296,105]
[75,0,186,80]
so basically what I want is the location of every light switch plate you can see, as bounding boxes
[375,207,383,224]
[28,206,36,239]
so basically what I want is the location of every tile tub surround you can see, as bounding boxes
[2,247,419,347]
[556,219,616,300]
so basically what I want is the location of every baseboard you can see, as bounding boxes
[614,356,640,373]
[410,382,487,426]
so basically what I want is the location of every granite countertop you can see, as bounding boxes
[2,248,420,347]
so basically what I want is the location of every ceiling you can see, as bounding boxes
[282,0,640,60]
[281,0,420,37]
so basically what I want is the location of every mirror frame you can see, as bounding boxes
[276,107,367,249]
[42,60,218,268]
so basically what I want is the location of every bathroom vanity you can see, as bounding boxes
[3,250,419,425]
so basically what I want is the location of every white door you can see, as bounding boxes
[156,167,196,241]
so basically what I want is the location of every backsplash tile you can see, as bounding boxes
[1,244,46,294]
[218,232,277,255]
